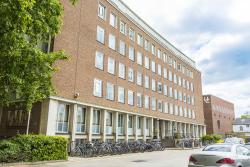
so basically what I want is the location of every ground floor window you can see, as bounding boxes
[76,107,86,133]
[92,109,101,134]
[56,103,69,133]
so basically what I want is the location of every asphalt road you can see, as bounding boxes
[16,149,202,167]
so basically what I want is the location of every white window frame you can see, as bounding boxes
[144,75,149,89]
[144,95,149,109]
[128,67,134,82]
[97,26,105,44]
[118,86,125,103]
[98,3,106,20]
[106,82,115,101]
[108,33,116,50]
[95,51,104,70]
[128,90,134,106]
[137,93,142,108]
[119,40,126,56]
[118,63,125,79]
[109,12,117,28]
[151,61,156,73]
[137,51,143,65]
[107,57,115,75]
[137,71,142,86]
[120,20,126,35]
[144,56,149,69]
[93,78,102,97]
[128,46,135,61]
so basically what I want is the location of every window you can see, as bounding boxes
[137,33,143,46]
[97,26,105,44]
[137,117,142,129]
[217,120,221,129]
[190,83,194,92]
[137,93,142,108]
[118,114,124,134]
[183,93,187,103]
[163,68,167,79]
[174,105,179,115]
[128,90,134,105]
[151,44,155,55]
[183,79,186,88]
[174,74,177,84]
[240,126,243,131]
[118,63,125,79]
[152,97,156,111]
[119,40,126,56]
[169,87,173,97]
[169,103,174,114]
[92,109,101,134]
[168,70,172,81]
[109,13,117,27]
[128,46,135,61]
[120,21,126,35]
[192,110,196,119]
[56,103,69,133]
[188,109,191,118]
[108,34,116,50]
[163,53,166,62]
[93,78,102,97]
[178,91,183,101]
[137,51,143,65]
[98,3,106,20]
[144,75,149,89]
[157,82,162,93]
[158,100,162,112]
[151,61,156,73]
[184,108,187,117]
[95,51,104,70]
[174,89,178,100]
[144,95,149,109]
[144,39,150,51]
[168,56,172,66]
[152,79,156,91]
[164,85,168,96]
[128,68,134,82]
[107,57,115,74]
[129,28,135,41]
[179,107,183,116]
[118,87,125,103]
[106,82,114,100]
[178,76,182,86]
[157,49,161,59]
[177,63,181,71]
[144,56,149,69]
[164,102,168,113]
[128,115,133,128]
[191,96,195,105]
[158,64,162,76]
[76,107,86,133]
[173,60,177,69]
[106,112,112,127]
[137,71,142,86]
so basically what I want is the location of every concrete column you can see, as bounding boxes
[161,120,166,139]
[114,112,118,142]
[203,126,207,136]
[168,121,173,137]
[143,117,147,141]
[69,104,77,143]
[150,117,154,139]
[156,119,160,139]
[101,110,107,142]
[87,107,93,142]
[196,125,199,138]
[184,123,187,138]
[134,115,138,141]
[125,113,129,142]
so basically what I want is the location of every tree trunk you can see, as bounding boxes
[26,111,31,135]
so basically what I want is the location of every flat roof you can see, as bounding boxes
[108,0,196,69]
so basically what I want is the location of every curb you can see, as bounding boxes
[0,160,68,167]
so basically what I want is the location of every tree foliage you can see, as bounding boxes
[0,0,71,112]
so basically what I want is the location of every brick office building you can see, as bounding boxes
[0,0,206,142]
[203,95,235,135]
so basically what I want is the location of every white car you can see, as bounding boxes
[225,138,245,144]
[188,144,250,167]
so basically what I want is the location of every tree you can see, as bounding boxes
[0,0,76,134]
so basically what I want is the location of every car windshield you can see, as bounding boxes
[203,145,232,152]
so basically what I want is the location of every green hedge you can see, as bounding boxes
[201,134,222,143]
[0,135,68,163]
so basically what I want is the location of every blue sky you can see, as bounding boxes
[124,0,250,117]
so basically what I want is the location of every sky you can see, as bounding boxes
[124,0,250,117]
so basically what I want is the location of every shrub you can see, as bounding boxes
[0,134,68,163]
[0,140,22,163]
[201,134,223,144]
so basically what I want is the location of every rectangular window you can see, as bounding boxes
[144,56,149,69]
[56,103,69,133]
[144,95,149,109]
[92,109,100,134]
[151,44,155,55]
[168,56,172,66]
[120,20,126,35]
[152,79,156,91]
[190,83,194,92]
[118,63,125,79]
[137,93,142,108]
[183,79,186,88]
[95,51,104,70]
[128,46,135,61]
[108,34,116,50]
[158,100,162,112]
[183,93,187,103]
[178,76,182,86]
[137,117,142,129]
[169,87,173,97]
[137,33,143,46]
[174,105,179,115]
[168,70,172,81]
[118,86,125,103]
[157,82,162,93]
[178,91,183,101]
[151,61,156,73]
[144,75,149,89]
[76,107,86,133]
[157,64,162,76]
[174,89,178,100]
[187,81,190,90]
[173,60,177,69]
[137,51,142,65]
[163,84,168,96]
[98,3,106,20]
[128,68,134,82]
[128,90,134,106]
[157,49,161,59]
[93,78,102,97]
[137,71,142,86]
[174,74,177,84]
[152,97,156,111]
[179,107,183,117]
[97,26,105,44]
[163,53,166,62]
[119,40,126,56]
[163,68,167,79]
[107,57,115,74]
[109,13,117,27]
[184,108,187,117]
[129,28,135,41]
[106,112,112,127]
[144,39,149,51]
[169,103,174,114]
[128,116,133,128]
[164,102,168,113]
[106,82,115,101]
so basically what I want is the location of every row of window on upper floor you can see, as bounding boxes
[95,50,195,94]
[97,2,194,79]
